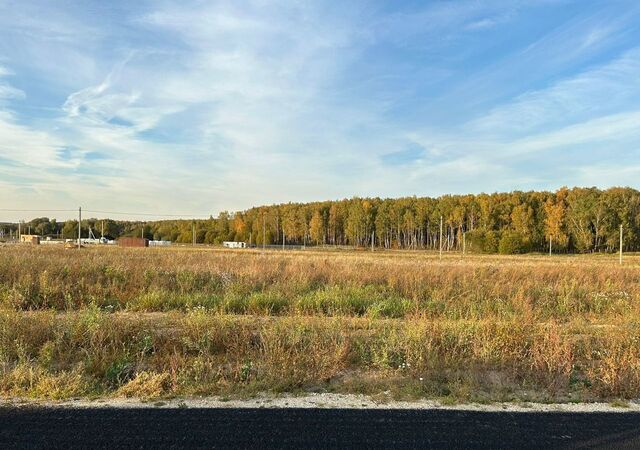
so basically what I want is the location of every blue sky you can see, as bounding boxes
[1,0,640,220]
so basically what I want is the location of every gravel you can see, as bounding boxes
[2,393,639,413]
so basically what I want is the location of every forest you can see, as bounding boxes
[4,186,640,254]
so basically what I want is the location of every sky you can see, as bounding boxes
[1,0,640,221]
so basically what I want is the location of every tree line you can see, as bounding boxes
[3,187,639,253]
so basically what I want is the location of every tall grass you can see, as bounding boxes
[1,246,639,401]
[1,310,640,401]
[0,246,637,322]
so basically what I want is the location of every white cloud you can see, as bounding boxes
[2,1,640,220]
[508,111,640,155]
[0,65,25,100]
[470,48,640,135]
[571,163,640,187]
[0,84,24,100]
[0,111,69,168]
[63,54,136,120]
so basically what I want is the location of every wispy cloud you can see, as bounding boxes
[0,111,66,167]
[63,56,133,118]
[515,111,640,153]
[469,47,640,136]
[0,65,25,100]
[1,0,640,220]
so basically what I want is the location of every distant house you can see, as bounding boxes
[223,241,247,249]
[20,235,40,245]
[117,237,149,248]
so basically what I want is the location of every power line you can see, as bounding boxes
[84,209,213,218]
[0,209,76,212]
[1,208,214,220]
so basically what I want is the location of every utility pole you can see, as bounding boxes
[141,227,144,239]
[18,222,21,242]
[249,232,252,247]
[620,224,623,265]
[439,216,443,260]
[78,207,82,249]
[192,222,196,247]
[101,221,104,240]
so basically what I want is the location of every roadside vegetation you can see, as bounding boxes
[1,245,639,403]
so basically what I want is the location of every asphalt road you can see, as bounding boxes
[1,407,640,449]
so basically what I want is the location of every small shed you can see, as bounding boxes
[20,235,40,245]
[117,237,149,248]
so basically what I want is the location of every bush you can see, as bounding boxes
[484,231,500,253]
[498,231,529,254]
[464,230,485,253]
[465,230,499,253]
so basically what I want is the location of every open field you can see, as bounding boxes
[1,245,640,403]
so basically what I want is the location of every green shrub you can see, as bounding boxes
[465,230,500,253]
[246,292,289,315]
[367,298,412,319]
[104,357,135,388]
[465,230,485,253]
[484,231,500,253]
[498,231,529,254]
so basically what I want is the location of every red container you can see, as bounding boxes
[117,237,149,248]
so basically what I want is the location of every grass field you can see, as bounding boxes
[1,245,640,403]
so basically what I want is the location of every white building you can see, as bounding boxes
[149,240,172,247]
[223,241,247,248]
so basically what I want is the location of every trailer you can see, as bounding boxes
[149,240,172,247]
[223,241,247,249]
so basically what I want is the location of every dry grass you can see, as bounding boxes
[0,245,639,401]
[1,246,638,322]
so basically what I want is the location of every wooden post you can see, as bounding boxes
[78,207,81,249]
[620,224,623,265]
[439,216,443,260]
